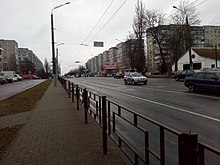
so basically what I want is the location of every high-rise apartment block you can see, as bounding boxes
[0,39,18,72]
[86,39,145,76]
[0,39,43,75]
[146,25,220,72]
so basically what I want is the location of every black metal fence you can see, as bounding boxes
[59,77,220,165]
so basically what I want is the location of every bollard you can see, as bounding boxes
[83,88,88,124]
[102,96,107,155]
[179,132,198,165]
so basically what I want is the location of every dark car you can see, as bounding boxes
[0,76,7,84]
[114,72,124,79]
[184,71,220,92]
[174,70,199,81]
[5,76,13,83]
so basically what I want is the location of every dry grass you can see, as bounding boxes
[0,125,23,159]
[0,80,52,117]
[0,79,51,160]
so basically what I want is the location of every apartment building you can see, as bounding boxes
[0,39,43,75]
[86,39,145,75]
[18,48,43,74]
[204,26,220,47]
[116,43,123,70]
[146,25,220,73]
[0,39,18,72]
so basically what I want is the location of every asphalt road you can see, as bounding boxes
[0,79,46,101]
[68,77,220,151]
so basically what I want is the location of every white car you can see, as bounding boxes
[124,72,148,85]
[12,76,18,82]
[14,74,23,81]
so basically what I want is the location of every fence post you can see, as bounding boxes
[68,81,71,98]
[179,132,198,165]
[108,101,111,135]
[72,83,74,102]
[102,96,107,155]
[99,96,102,125]
[83,88,88,124]
[76,85,79,110]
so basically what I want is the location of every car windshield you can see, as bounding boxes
[131,73,142,77]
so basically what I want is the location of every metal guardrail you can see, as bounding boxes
[59,77,220,165]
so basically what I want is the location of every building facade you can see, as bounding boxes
[85,39,145,76]
[0,39,44,75]
[146,25,220,73]
[172,48,220,70]
[18,48,44,75]
[0,39,18,72]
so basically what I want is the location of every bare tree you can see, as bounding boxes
[44,58,50,78]
[132,0,146,73]
[170,0,200,71]
[145,9,169,73]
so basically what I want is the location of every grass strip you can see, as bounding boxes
[0,79,52,117]
[0,80,52,160]
[0,125,23,160]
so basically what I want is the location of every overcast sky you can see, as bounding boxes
[1,0,219,74]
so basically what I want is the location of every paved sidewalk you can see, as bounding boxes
[0,111,31,129]
[0,81,132,165]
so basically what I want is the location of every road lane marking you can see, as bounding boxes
[111,90,220,122]
[69,79,220,122]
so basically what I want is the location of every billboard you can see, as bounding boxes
[104,62,118,69]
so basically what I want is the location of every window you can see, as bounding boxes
[195,72,205,79]
[205,73,215,79]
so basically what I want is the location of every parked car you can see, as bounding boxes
[0,75,7,84]
[114,72,124,79]
[5,76,13,83]
[14,74,23,81]
[12,76,18,82]
[22,74,40,79]
[124,72,148,85]
[174,70,200,81]
[184,71,220,92]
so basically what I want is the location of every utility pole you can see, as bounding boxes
[173,6,193,70]
[215,44,218,68]
[50,2,70,87]
[51,13,55,78]
[186,16,193,70]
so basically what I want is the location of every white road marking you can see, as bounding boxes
[112,90,220,122]
[145,87,220,100]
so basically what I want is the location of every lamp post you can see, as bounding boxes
[55,43,64,86]
[173,6,193,70]
[51,2,70,86]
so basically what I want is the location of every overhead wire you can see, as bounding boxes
[82,0,115,44]
[87,0,128,44]
[78,0,128,64]
[170,0,207,17]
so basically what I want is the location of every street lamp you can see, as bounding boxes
[51,2,70,86]
[173,6,193,70]
[54,43,64,86]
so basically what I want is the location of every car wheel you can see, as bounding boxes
[188,84,194,92]
[124,80,127,85]
[143,81,147,85]
[132,80,136,85]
